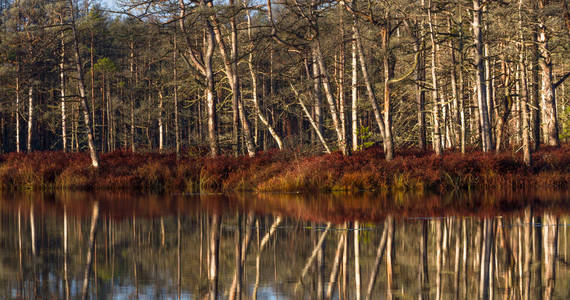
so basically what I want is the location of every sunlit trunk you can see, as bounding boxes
[472,0,493,151]
[60,26,67,152]
[68,0,99,167]
[129,41,135,152]
[427,0,442,155]
[26,85,32,152]
[352,8,386,142]
[449,17,460,149]
[158,90,164,153]
[381,24,394,161]
[314,41,348,155]
[292,83,331,153]
[210,3,255,157]
[517,1,532,164]
[244,2,283,149]
[414,22,427,151]
[351,20,358,152]
[338,7,347,149]
[15,68,20,153]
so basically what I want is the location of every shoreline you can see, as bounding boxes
[0,145,568,193]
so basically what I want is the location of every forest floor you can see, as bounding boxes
[0,144,568,194]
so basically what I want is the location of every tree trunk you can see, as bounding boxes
[531,31,541,150]
[449,17,460,149]
[27,85,32,152]
[414,21,427,151]
[518,0,532,165]
[15,68,20,153]
[130,41,136,152]
[428,0,442,155]
[210,4,256,157]
[68,0,99,168]
[205,30,218,157]
[338,6,347,151]
[173,34,180,157]
[381,25,395,161]
[158,90,164,153]
[314,41,348,155]
[312,48,322,141]
[292,84,331,153]
[472,0,493,152]
[352,14,387,142]
[351,18,359,152]
[537,0,560,147]
[60,28,67,152]
[243,2,283,150]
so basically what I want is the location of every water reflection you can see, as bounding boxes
[0,192,568,299]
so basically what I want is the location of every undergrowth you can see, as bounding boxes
[0,144,568,193]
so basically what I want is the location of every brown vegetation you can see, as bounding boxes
[0,144,568,193]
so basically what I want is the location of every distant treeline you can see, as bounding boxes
[0,0,568,167]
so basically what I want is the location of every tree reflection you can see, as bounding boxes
[0,197,567,299]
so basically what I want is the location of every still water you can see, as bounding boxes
[0,191,568,299]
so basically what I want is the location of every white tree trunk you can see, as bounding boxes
[472,0,493,152]
[351,21,358,152]
[428,0,442,155]
[27,85,32,152]
[60,29,67,152]
[68,0,99,167]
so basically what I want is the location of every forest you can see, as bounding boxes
[0,0,568,190]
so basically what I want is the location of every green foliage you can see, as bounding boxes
[94,57,117,74]
[357,126,375,151]
[561,106,570,140]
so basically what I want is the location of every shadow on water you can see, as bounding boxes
[0,190,568,299]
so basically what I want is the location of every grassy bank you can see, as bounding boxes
[0,145,568,193]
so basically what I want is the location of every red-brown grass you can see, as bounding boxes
[0,144,568,193]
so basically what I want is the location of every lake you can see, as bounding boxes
[0,191,568,299]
